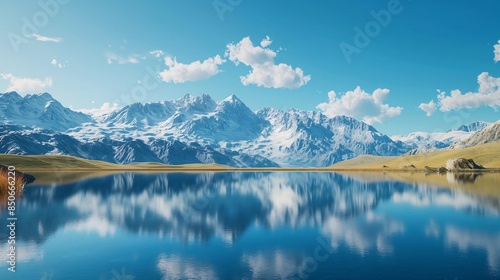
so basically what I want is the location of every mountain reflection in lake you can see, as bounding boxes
[1,172,499,280]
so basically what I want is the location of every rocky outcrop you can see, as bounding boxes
[445,158,484,171]
[405,147,440,156]
[424,166,448,173]
[0,164,35,185]
[450,121,500,149]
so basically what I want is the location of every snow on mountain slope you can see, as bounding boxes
[230,108,355,166]
[391,121,490,153]
[0,92,93,131]
[391,131,471,149]
[0,125,279,167]
[450,121,500,149]
[455,121,490,132]
[1,92,410,167]
[180,94,267,142]
[102,101,175,126]
[68,94,268,146]
[230,108,407,167]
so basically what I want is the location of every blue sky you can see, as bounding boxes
[1,0,499,135]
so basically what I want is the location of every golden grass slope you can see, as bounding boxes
[0,154,118,169]
[2,141,500,175]
[0,154,233,171]
[332,142,500,170]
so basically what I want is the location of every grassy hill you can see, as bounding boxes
[0,154,236,185]
[2,142,500,174]
[0,154,232,171]
[332,142,500,170]
[0,154,118,169]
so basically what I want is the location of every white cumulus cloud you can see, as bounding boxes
[418,100,437,116]
[420,72,500,114]
[51,58,65,68]
[159,55,225,83]
[31,33,63,43]
[317,86,403,124]
[78,102,121,117]
[1,73,52,94]
[149,50,165,58]
[494,40,500,63]
[226,36,311,89]
[260,36,272,48]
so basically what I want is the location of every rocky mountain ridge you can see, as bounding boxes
[0,91,496,167]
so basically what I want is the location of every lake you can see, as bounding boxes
[1,171,499,279]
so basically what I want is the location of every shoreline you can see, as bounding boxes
[2,141,500,176]
[20,167,500,173]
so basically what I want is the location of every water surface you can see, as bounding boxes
[1,172,499,279]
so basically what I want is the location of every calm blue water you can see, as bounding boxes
[1,172,499,280]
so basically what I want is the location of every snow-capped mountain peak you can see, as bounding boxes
[0,91,23,102]
[0,91,92,131]
[0,92,421,167]
[221,94,241,103]
[450,120,500,149]
[249,106,407,166]
[216,94,250,111]
[393,121,491,154]
[173,93,216,113]
[455,121,489,132]
[102,101,176,126]
[25,92,54,102]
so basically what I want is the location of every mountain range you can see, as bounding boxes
[450,121,500,149]
[0,91,497,167]
[391,121,490,155]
